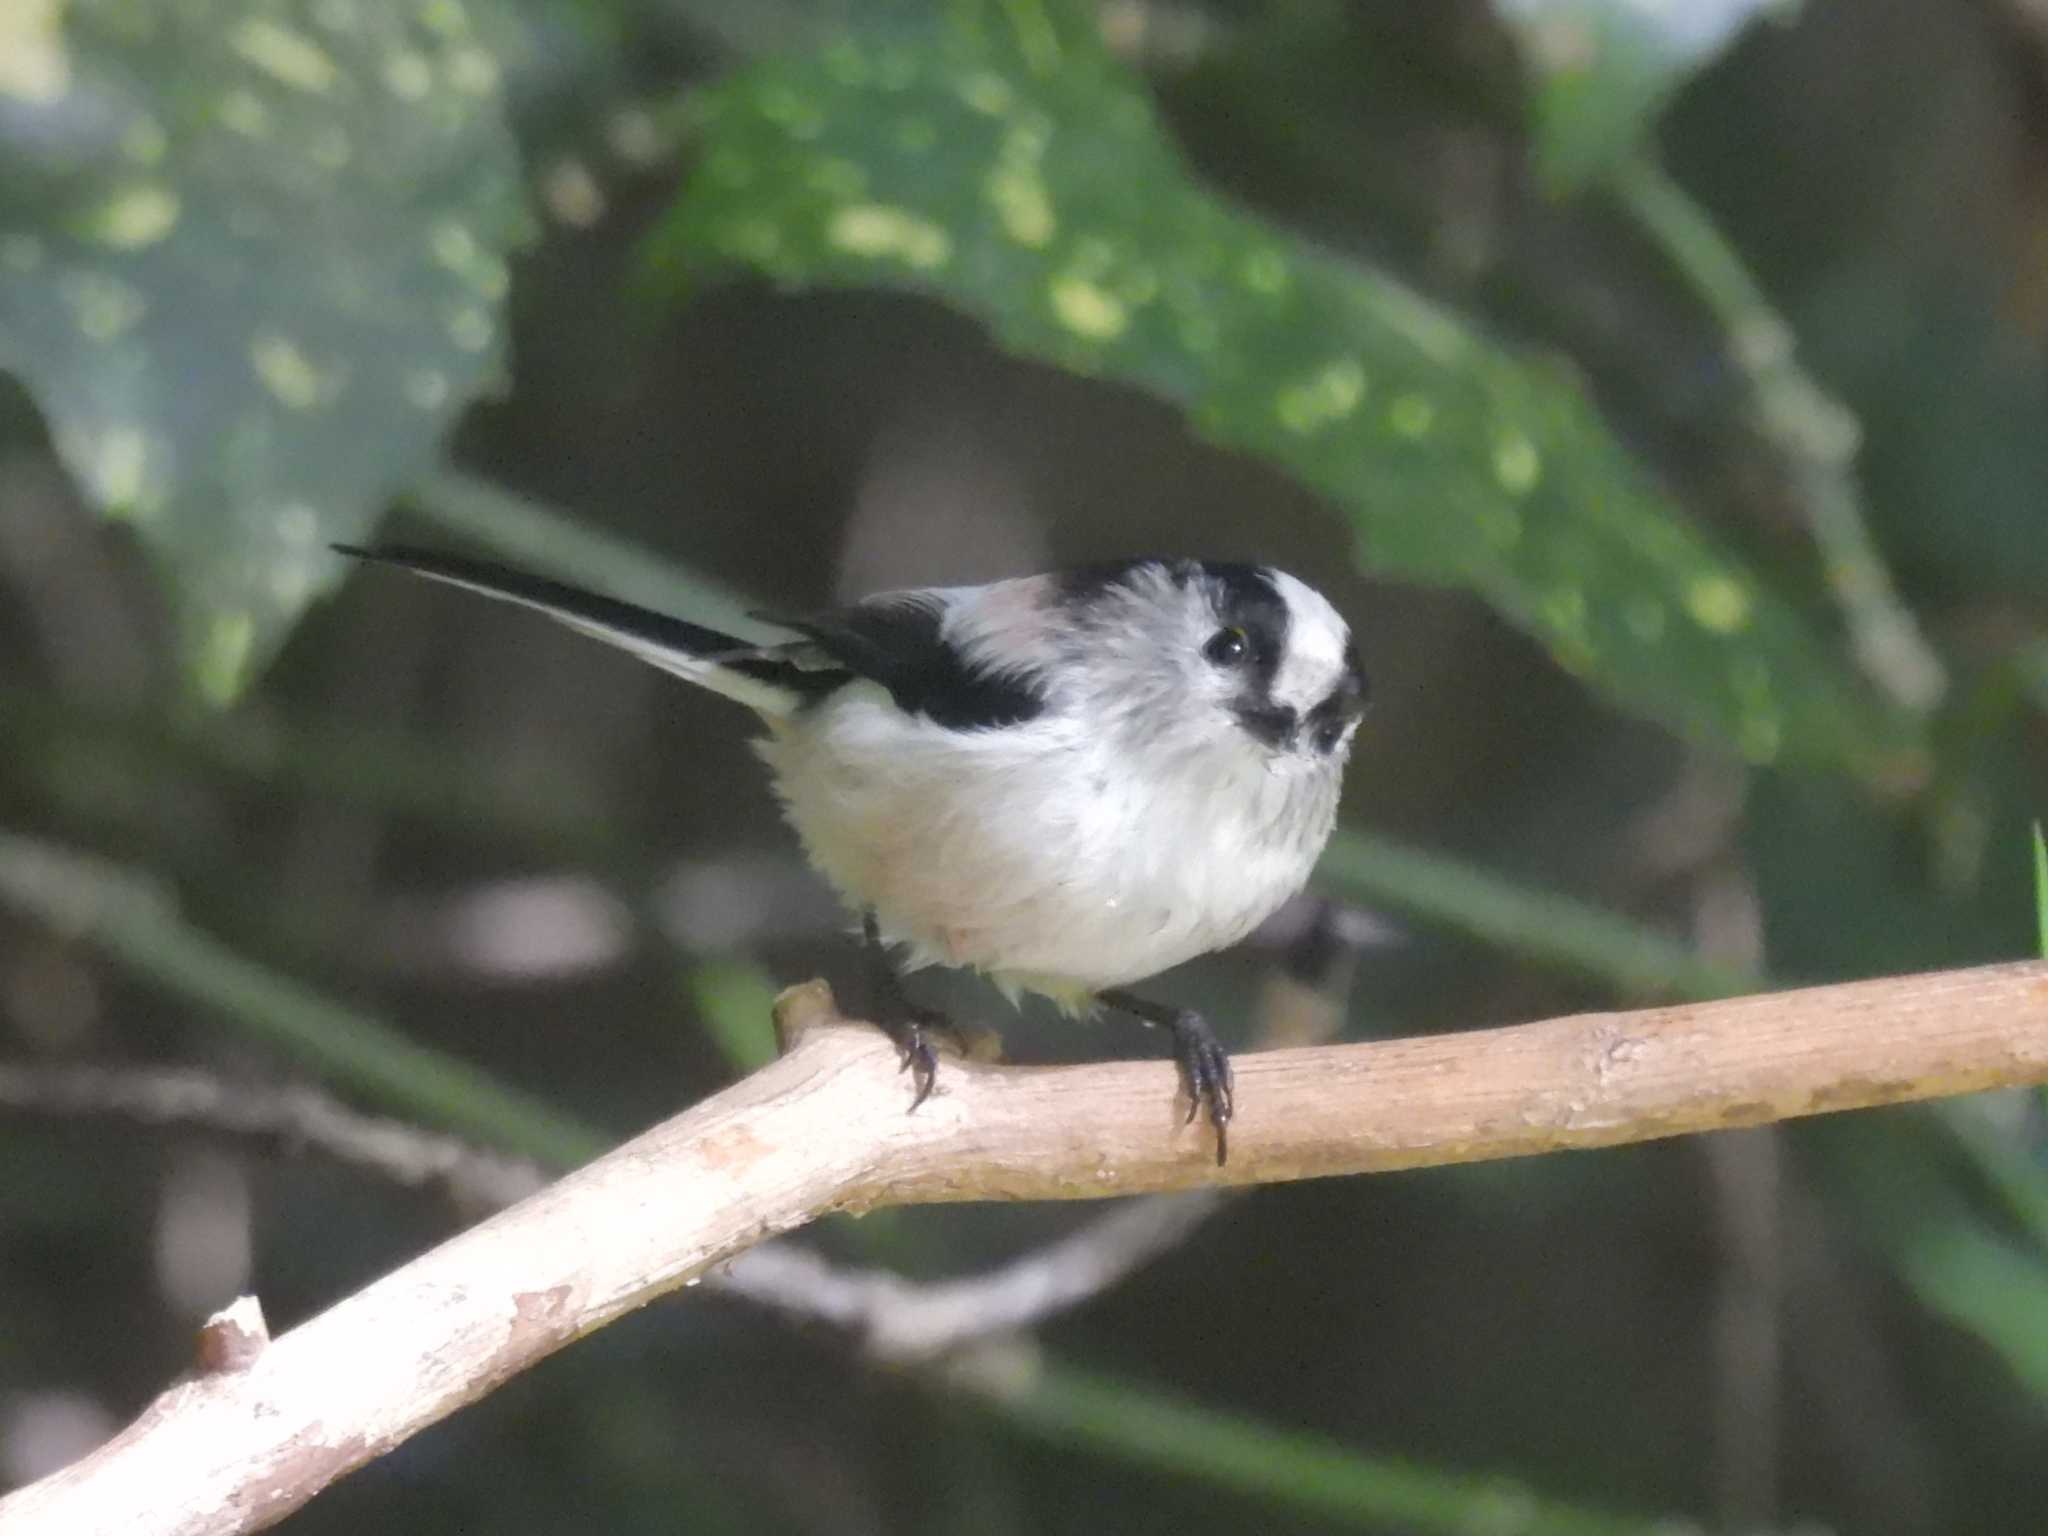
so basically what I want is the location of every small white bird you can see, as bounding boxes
[336,547,1368,1162]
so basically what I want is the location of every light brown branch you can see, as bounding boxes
[6,960,2047,1535]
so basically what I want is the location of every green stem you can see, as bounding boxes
[404,465,773,641]
[1609,154,1945,714]
[0,834,606,1170]
[963,1359,1684,1536]
[1316,830,1755,1000]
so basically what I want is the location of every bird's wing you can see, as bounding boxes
[763,588,1048,730]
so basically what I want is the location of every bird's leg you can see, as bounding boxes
[1097,989,1235,1166]
[862,911,949,1110]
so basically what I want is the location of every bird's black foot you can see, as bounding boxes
[889,1005,952,1111]
[1100,988,1236,1166]
[863,910,951,1112]
[1168,1011,1235,1166]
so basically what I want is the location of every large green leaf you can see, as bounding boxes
[646,3,1915,775]
[0,0,527,701]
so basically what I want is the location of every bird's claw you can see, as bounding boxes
[1168,1012,1235,1166]
[888,1004,957,1112]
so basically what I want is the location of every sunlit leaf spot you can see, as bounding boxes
[61,272,146,340]
[1542,586,1589,642]
[958,70,1014,115]
[418,0,468,39]
[196,611,256,706]
[382,49,431,99]
[216,89,268,137]
[827,204,950,269]
[541,158,604,227]
[430,220,477,270]
[0,0,70,104]
[756,82,823,139]
[988,161,1054,247]
[1738,714,1782,765]
[1241,248,1288,294]
[606,107,666,166]
[68,424,155,511]
[448,47,497,96]
[446,306,493,351]
[83,184,180,249]
[249,333,345,410]
[404,368,451,409]
[1049,275,1127,339]
[231,19,338,93]
[277,501,320,545]
[1684,574,1752,633]
[1387,393,1436,438]
[1276,358,1366,434]
[1493,432,1541,494]
[471,254,508,300]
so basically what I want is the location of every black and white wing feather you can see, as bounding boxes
[334,547,1047,729]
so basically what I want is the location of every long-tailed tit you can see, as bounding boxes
[335,548,1368,1163]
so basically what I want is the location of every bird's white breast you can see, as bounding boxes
[756,683,1342,1008]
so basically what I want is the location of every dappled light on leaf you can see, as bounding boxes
[0,0,528,700]
[646,5,1917,775]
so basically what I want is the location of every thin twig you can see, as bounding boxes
[0,1063,549,1212]
[2,960,2045,1535]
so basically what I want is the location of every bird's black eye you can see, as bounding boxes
[1204,626,1249,666]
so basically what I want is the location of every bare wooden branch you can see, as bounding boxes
[6,960,2047,1536]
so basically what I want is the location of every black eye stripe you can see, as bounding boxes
[1203,565,1288,695]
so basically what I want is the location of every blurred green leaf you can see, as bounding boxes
[0,0,529,701]
[685,956,783,1074]
[1816,1115,2048,1400]
[964,1358,1683,1536]
[2034,821,2046,960]
[0,833,604,1169]
[1317,830,1753,1000]
[646,2,1914,775]
[1497,0,1787,190]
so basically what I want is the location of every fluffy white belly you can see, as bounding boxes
[756,686,1338,1004]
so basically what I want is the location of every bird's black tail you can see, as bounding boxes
[333,545,810,716]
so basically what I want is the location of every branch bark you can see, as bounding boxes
[7,960,2048,1535]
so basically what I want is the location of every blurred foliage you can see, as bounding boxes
[3,1,2048,1535]
[2035,823,2047,959]
[648,0,1917,776]
[1495,0,1785,191]
[0,0,528,699]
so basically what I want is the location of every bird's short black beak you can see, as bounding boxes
[1303,649,1369,753]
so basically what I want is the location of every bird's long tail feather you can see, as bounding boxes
[333,545,808,716]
